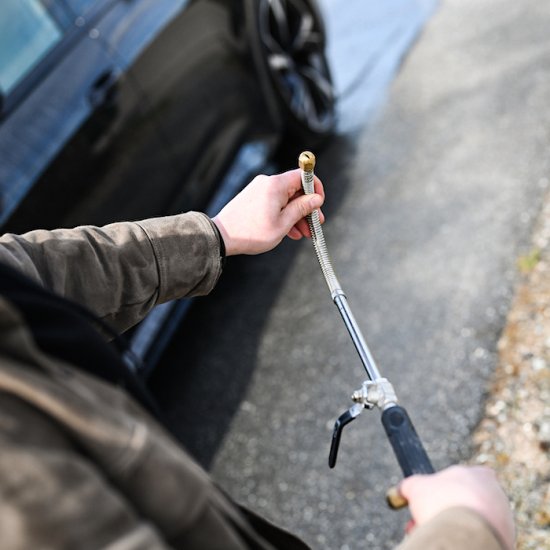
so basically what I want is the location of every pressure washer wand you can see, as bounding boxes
[298,151,434,508]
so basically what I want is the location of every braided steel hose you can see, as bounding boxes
[298,152,382,381]
[298,151,343,300]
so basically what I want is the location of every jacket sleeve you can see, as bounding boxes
[0,212,223,332]
[396,507,507,550]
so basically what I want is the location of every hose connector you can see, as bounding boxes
[298,151,316,172]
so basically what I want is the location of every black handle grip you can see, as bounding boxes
[381,405,434,477]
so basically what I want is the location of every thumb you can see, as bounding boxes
[399,474,428,501]
[282,193,323,228]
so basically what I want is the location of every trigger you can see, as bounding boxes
[328,403,363,468]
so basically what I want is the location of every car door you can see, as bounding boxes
[92,0,275,216]
[0,0,175,233]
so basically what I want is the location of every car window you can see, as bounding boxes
[0,0,63,94]
[63,0,97,16]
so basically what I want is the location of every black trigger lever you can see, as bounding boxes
[328,403,363,468]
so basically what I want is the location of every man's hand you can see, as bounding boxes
[212,169,325,256]
[399,465,515,549]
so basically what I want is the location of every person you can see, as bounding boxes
[0,169,514,549]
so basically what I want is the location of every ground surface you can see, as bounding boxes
[471,191,550,549]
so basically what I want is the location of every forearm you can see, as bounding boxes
[396,507,506,550]
[0,212,223,332]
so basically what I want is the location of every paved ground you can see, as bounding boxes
[151,1,550,548]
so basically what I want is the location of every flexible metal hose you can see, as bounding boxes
[298,151,382,381]
[298,152,344,300]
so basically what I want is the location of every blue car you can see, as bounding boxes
[0,0,335,369]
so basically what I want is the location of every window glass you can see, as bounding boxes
[64,1,97,16]
[0,0,62,94]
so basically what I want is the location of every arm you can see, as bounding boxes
[0,444,173,550]
[0,212,222,332]
[0,170,324,332]
[396,465,515,550]
[0,388,264,550]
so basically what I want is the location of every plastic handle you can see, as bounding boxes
[381,405,434,477]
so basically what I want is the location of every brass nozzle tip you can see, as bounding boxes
[386,486,409,510]
[298,151,316,172]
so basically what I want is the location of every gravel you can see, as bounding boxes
[470,190,550,549]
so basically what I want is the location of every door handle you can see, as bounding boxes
[88,69,119,108]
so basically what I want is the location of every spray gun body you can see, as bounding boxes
[298,152,434,508]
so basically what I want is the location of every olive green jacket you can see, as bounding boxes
[0,213,504,549]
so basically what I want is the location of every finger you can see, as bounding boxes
[278,169,305,199]
[398,474,430,502]
[279,169,325,201]
[405,519,416,534]
[288,189,303,204]
[313,175,325,199]
[298,208,325,232]
[287,227,303,240]
[293,218,311,238]
[290,207,325,238]
[282,193,323,231]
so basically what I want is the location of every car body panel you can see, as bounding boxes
[99,0,275,218]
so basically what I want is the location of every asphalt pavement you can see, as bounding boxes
[150,1,550,548]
